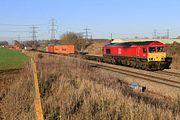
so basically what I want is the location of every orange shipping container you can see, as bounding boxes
[54,45,75,54]
[47,45,54,53]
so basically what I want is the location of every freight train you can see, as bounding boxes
[103,41,172,70]
[41,41,172,71]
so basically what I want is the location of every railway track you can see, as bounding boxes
[33,51,180,89]
[155,71,180,78]
[90,63,180,89]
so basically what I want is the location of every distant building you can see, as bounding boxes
[111,38,180,44]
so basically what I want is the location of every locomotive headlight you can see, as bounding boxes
[161,57,165,61]
[149,58,153,61]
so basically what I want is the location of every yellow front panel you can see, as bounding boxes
[148,53,166,61]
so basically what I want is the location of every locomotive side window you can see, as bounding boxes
[106,49,111,54]
[157,47,164,52]
[143,48,147,53]
[149,47,156,53]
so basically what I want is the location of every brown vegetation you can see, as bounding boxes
[84,41,110,55]
[166,42,180,69]
[60,32,86,51]
[0,64,35,120]
[36,54,180,120]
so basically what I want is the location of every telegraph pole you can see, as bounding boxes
[91,35,93,40]
[153,29,157,39]
[111,33,113,40]
[167,29,169,39]
[49,18,57,40]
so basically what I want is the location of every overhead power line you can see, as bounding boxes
[49,18,58,40]
[83,26,91,40]
[0,24,32,26]
[167,29,170,39]
[111,33,113,40]
[0,36,30,39]
[0,23,45,26]
[153,29,157,39]
[0,31,30,33]
[30,25,38,41]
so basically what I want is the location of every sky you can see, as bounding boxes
[0,0,180,42]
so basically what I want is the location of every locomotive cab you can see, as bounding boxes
[147,46,166,62]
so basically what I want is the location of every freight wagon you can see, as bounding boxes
[46,45,75,54]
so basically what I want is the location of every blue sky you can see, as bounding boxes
[0,0,180,41]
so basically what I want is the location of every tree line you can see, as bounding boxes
[14,32,87,51]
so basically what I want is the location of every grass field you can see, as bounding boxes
[0,47,28,70]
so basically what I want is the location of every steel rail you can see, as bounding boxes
[91,64,180,89]
[155,71,180,77]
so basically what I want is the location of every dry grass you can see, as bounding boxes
[0,63,35,120]
[171,54,180,69]
[166,42,180,69]
[36,54,180,120]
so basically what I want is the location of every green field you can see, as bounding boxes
[0,47,28,70]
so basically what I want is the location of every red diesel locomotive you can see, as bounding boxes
[102,41,172,70]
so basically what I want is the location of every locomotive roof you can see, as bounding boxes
[105,41,162,47]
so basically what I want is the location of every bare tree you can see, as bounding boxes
[14,40,24,49]
[60,32,86,51]
[24,41,40,49]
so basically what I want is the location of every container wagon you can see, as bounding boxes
[46,45,75,54]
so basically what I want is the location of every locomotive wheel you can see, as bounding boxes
[111,58,116,64]
[137,62,142,69]
[141,63,146,70]
[136,63,141,69]
[133,62,137,68]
